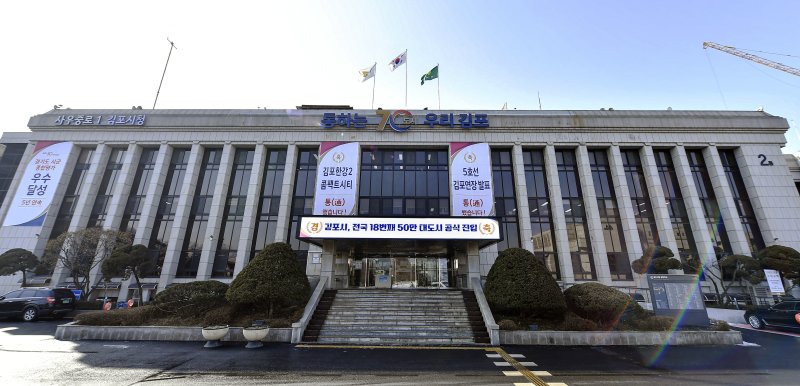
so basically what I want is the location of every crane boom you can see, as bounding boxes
[703,41,800,77]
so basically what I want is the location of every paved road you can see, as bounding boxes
[1,318,798,385]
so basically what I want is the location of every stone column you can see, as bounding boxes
[576,145,611,284]
[545,145,574,284]
[702,146,750,255]
[133,144,172,246]
[197,144,234,279]
[512,144,534,252]
[67,144,111,231]
[671,146,716,266]
[640,146,678,252]
[274,144,298,243]
[158,144,203,289]
[608,146,644,285]
[234,144,266,276]
[103,143,141,231]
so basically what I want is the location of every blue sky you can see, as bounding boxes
[2,0,799,152]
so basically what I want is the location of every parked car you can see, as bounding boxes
[0,287,76,322]
[744,300,800,331]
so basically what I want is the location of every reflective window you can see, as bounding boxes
[719,149,765,252]
[288,149,319,266]
[655,149,698,263]
[88,148,127,228]
[687,150,732,259]
[589,149,632,281]
[120,148,158,237]
[491,149,520,252]
[146,148,190,277]
[50,148,95,239]
[522,149,559,278]
[178,148,222,277]
[556,149,595,280]
[0,143,26,206]
[251,149,287,260]
[621,149,659,251]
[213,148,255,277]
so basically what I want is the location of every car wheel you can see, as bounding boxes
[22,307,38,322]
[748,315,764,329]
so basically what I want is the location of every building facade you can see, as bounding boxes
[1,108,799,300]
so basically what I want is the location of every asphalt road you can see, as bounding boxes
[1,318,798,385]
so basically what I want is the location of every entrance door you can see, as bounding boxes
[351,255,451,289]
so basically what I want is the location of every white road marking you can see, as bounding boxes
[486,353,525,358]
[737,341,761,347]
[503,370,552,377]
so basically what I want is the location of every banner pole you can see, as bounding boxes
[437,63,441,110]
[371,63,376,110]
[405,49,408,107]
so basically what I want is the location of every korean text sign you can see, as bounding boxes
[450,143,494,216]
[3,141,73,226]
[313,142,360,216]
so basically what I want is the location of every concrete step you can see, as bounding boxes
[318,329,476,338]
[316,336,479,345]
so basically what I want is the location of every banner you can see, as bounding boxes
[298,216,500,240]
[313,142,360,216]
[3,141,74,227]
[450,143,494,216]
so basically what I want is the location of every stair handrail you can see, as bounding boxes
[291,276,328,343]
[471,277,500,345]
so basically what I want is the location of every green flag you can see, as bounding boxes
[421,65,438,85]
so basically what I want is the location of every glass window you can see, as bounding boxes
[50,147,95,240]
[655,149,698,264]
[288,149,319,266]
[178,148,222,277]
[120,148,159,237]
[524,149,559,278]
[719,149,765,253]
[492,149,520,252]
[213,148,255,277]
[622,149,660,251]
[0,143,26,206]
[557,149,595,280]
[146,148,190,277]
[251,149,287,261]
[589,149,632,281]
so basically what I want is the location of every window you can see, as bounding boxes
[288,149,319,266]
[88,148,126,227]
[492,149,519,251]
[177,148,222,277]
[50,148,94,239]
[589,149,631,281]
[0,143,26,206]
[719,150,765,253]
[687,150,732,261]
[655,149,698,263]
[523,149,559,278]
[213,148,255,277]
[251,149,287,260]
[147,148,190,277]
[120,148,159,237]
[556,149,595,280]
[621,149,659,250]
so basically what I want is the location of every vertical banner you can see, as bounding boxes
[3,141,74,227]
[313,142,360,215]
[450,142,494,216]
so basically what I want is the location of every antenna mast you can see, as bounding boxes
[153,38,177,109]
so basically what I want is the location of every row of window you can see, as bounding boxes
[49,144,764,283]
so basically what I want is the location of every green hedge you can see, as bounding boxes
[564,282,633,326]
[151,280,229,316]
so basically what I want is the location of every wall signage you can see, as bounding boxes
[313,142,360,216]
[321,110,489,132]
[298,216,501,240]
[54,114,146,126]
[450,142,495,216]
[3,141,74,227]
[647,274,709,327]
[764,269,785,295]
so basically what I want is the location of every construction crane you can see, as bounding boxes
[703,41,800,77]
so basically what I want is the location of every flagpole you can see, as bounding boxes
[437,63,441,110]
[371,63,376,110]
[404,49,408,107]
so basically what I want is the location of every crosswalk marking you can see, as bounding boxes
[513,383,567,386]
[503,371,552,377]
[494,361,537,367]
[487,353,525,358]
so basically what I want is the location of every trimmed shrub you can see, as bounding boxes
[631,245,682,274]
[226,243,310,318]
[561,312,600,331]
[564,282,633,326]
[75,305,162,326]
[497,319,519,330]
[711,320,731,331]
[151,280,229,316]
[484,248,566,321]
[626,315,674,331]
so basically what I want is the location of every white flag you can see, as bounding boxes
[388,50,407,71]
[359,63,376,82]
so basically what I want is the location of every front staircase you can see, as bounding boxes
[302,289,489,345]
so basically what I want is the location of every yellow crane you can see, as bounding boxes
[703,41,800,77]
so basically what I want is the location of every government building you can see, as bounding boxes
[1,107,799,302]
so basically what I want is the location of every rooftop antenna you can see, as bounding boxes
[537,91,542,110]
[153,38,177,109]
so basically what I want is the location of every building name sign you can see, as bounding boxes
[54,114,146,126]
[321,110,489,132]
[298,216,501,240]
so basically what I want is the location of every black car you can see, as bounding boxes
[0,287,76,322]
[744,300,800,331]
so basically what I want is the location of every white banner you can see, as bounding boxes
[450,142,494,216]
[298,216,500,240]
[3,141,74,226]
[764,269,785,295]
[313,142,360,216]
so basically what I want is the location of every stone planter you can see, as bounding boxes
[201,325,229,348]
[242,326,269,349]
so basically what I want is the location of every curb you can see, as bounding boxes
[499,330,743,345]
[55,322,292,342]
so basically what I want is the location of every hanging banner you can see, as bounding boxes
[313,142,360,216]
[298,216,500,240]
[3,141,74,227]
[450,142,494,216]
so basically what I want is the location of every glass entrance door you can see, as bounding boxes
[350,254,450,289]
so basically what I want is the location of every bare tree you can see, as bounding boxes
[43,228,132,297]
[687,254,764,305]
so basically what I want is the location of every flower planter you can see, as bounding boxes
[201,325,229,348]
[242,326,270,349]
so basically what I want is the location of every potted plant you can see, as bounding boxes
[242,324,270,349]
[201,325,229,348]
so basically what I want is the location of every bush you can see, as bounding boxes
[564,282,633,326]
[151,280,229,316]
[560,312,600,331]
[497,319,520,330]
[711,320,731,331]
[226,243,310,318]
[75,305,162,326]
[484,248,566,321]
[625,315,674,331]
[631,245,682,274]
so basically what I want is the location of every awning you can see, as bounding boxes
[128,283,158,290]
[93,282,122,290]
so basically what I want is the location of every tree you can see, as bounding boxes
[756,245,800,288]
[226,242,310,318]
[0,248,39,287]
[43,228,132,296]
[631,245,682,274]
[102,244,156,304]
[689,254,765,305]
